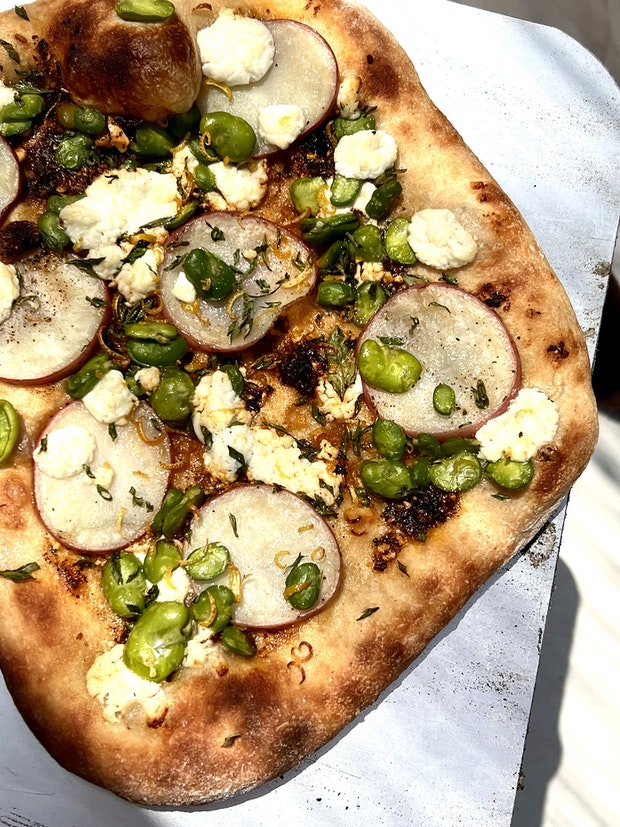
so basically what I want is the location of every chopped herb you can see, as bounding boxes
[130,486,153,511]
[378,335,404,346]
[440,273,458,285]
[108,423,118,441]
[39,435,48,452]
[68,257,105,278]
[0,562,40,582]
[357,606,380,621]
[97,485,113,501]
[472,379,489,409]
[86,295,107,308]
[82,463,95,479]
[229,513,238,537]
[221,734,241,748]
[228,446,247,472]
[0,39,20,64]
[311,404,327,426]
[15,6,29,21]
[397,560,410,577]
[429,301,450,312]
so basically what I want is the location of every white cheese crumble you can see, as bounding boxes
[246,428,341,506]
[257,104,306,150]
[355,261,385,283]
[0,261,20,324]
[86,644,168,725]
[154,565,192,603]
[316,375,363,421]
[197,11,275,86]
[0,80,15,109]
[134,366,161,393]
[82,369,137,425]
[192,370,251,439]
[333,129,398,180]
[337,72,363,119]
[183,625,217,668]
[170,143,199,179]
[33,424,96,480]
[476,387,560,462]
[114,246,163,306]
[172,270,197,304]
[88,462,115,491]
[59,168,179,278]
[203,424,254,483]
[209,161,269,211]
[408,208,477,270]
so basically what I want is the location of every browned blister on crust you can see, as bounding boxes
[0,0,597,807]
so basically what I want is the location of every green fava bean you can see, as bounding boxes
[168,105,201,139]
[102,552,147,619]
[127,334,188,367]
[0,120,31,137]
[332,114,376,140]
[194,162,217,193]
[330,175,362,207]
[486,456,534,490]
[149,367,194,422]
[317,279,355,308]
[290,176,325,215]
[433,383,456,416]
[409,454,432,489]
[365,178,403,221]
[115,0,175,24]
[219,624,256,657]
[191,585,235,633]
[0,400,20,464]
[317,239,349,274]
[352,282,388,327]
[429,451,482,492]
[38,211,71,252]
[143,539,181,584]
[358,339,422,394]
[360,459,414,500]
[74,107,106,135]
[284,560,321,610]
[55,133,95,170]
[372,419,406,460]
[2,94,44,122]
[185,542,230,581]
[385,217,416,264]
[152,485,205,539]
[183,247,236,301]
[123,601,192,682]
[351,224,384,262]
[200,111,256,163]
[66,353,113,399]
[131,123,176,158]
[300,212,360,246]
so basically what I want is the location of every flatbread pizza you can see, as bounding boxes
[0,0,597,806]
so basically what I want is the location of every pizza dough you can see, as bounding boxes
[0,0,597,806]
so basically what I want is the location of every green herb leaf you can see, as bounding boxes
[0,562,40,582]
[357,606,380,621]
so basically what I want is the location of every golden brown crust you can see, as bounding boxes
[0,0,597,807]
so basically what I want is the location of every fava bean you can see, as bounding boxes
[317,279,355,308]
[183,247,236,301]
[219,624,256,657]
[131,123,176,158]
[126,333,188,367]
[152,485,206,539]
[193,163,217,193]
[365,178,402,221]
[284,560,321,610]
[0,400,19,465]
[191,584,234,633]
[485,456,534,490]
[168,105,201,139]
[74,107,106,135]
[331,114,376,140]
[149,367,194,422]
[352,282,388,327]
[1,93,44,122]
[300,212,360,246]
[123,601,192,682]
[351,223,384,262]
[55,133,95,170]
[409,454,432,489]
[330,175,362,207]
[101,551,148,619]
[200,111,256,163]
[360,458,414,500]
[428,451,482,492]
[38,211,70,252]
[143,539,181,584]
[385,217,416,264]
[66,353,113,399]
[290,176,325,215]
[433,383,456,416]
[358,339,422,394]
[115,0,175,24]
[372,419,406,460]
[185,542,229,581]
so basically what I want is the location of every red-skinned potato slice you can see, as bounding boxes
[358,282,521,439]
[160,211,316,352]
[0,137,19,220]
[34,401,170,554]
[0,259,109,385]
[198,19,338,157]
[186,484,341,629]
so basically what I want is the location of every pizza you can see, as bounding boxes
[0,0,597,807]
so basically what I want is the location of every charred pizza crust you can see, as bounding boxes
[0,0,597,806]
